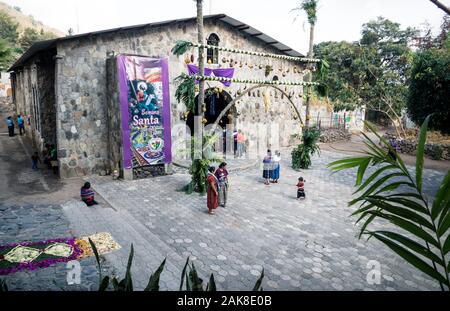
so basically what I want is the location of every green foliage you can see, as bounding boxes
[171,40,193,57]
[407,48,450,134]
[328,116,450,290]
[291,126,321,170]
[0,39,14,72]
[298,0,318,26]
[314,17,418,117]
[87,243,264,291]
[183,134,223,195]
[174,73,196,113]
[0,279,8,291]
[0,12,19,45]
[16,27,57,52]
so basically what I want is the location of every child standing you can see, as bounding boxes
[31,152,40,169]
[296,177,306,200]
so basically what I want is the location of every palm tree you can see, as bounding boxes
[195,0,205,158]
[294,0,318,128]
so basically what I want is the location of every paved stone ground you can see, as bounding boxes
[1,127,447,290]
[79,149,445,291]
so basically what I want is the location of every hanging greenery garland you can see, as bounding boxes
[191,74,320,87]
[171,40,322,63]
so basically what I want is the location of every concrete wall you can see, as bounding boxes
[53,19,305,178]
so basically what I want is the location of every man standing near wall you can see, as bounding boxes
[17,114,25,135]
[6,116,14,137]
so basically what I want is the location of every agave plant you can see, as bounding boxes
[291,125,321,170]
[0,278,7,292]
[328,116,450,290]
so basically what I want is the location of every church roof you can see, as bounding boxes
[9,14,303,71]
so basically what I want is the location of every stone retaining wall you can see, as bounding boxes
[383,133,450,161]
[319,128,351,143]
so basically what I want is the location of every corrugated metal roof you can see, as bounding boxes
[9,14,303,71]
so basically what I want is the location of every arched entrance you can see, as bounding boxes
[186,88,235,133]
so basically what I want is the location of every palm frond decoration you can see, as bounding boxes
[292,125,321,169]
[171,40,194,57]
[174,73,196,113]
[328,115,450,290]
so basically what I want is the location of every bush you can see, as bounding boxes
[291,126,321,169]
[407,47,450,134]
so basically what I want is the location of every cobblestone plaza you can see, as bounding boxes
[1,149,445,291]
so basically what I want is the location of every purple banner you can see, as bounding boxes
[117,55,172,169]
[187,64,235,87]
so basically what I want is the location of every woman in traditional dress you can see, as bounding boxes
[80,182,99,206]
[271,151,281,183]
[206,166,219,215]
[262,150,272,185]
[215,162,229,208]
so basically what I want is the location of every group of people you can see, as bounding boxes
[6,114,26,137]
[206,162,229,215]
[262,149,281,185]
[30,143,57,171]
[263,149,306,200]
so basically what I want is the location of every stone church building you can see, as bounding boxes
[9,14,308,179]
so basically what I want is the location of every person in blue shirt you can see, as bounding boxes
[17,114,25,136]
[6,116,14,137]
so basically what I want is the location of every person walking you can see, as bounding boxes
[215,162,229,208]
[271,151,281,183]
[262,150,272,185]
[206,166,219,215]
[6,116,14,137]
[237,130,246,158]
[31,152,41,169]
[17,114,25,136]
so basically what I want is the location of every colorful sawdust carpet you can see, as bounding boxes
[0,232,121,275]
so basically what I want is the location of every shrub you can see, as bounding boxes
[291,126,321,169]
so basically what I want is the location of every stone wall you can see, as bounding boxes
[53,18,305,178]
[10,50,57,153]
[319,128,351,143]
[383,133,450,161]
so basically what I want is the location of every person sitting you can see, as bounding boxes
[80,182,99,206]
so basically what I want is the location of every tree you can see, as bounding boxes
[0,39,14,72]
[0,12,19,45]
[293,0,319,128]
[18,28,41,51]
[314,17,417,136]
[407,42,450,134]
[18,27,58,52]
[195,0,205,144]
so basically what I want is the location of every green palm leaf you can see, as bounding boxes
[328,117,450,290]
[416,115,431,192]
[369,233,448,284]
[362,210,440,248]
[369,231,444,266]
[431,170,450,220]
[171,40,193,56]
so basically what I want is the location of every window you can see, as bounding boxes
[272,75,279,81]
[207,33,220,64]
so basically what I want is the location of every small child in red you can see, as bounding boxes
[296,177,306,200]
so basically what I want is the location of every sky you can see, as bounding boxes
[2,0,448,54]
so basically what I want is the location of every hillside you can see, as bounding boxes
[0,1,64,37]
